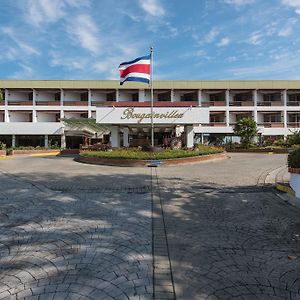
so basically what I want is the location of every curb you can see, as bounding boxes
[75,153,227,167]
[276,183,295,197]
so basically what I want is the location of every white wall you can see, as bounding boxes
[7,91,29,102]
[64,91,81,102]
[36,112,57,122]
[118,90,132,102]
[0,123,63,134]
[91,91,106,102]
[9,112,32,122]
[36,92,55,102]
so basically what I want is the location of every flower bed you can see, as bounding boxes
[76,146,226,167]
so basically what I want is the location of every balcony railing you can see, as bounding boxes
[204,122,227,127]
[93,101,199,107]
[202,101,226,107]
[63,101,88,106]
[287,101,300,106]
[258,122,284,128]
[36,101,61,106]
[257,101,283,106]
[229,101,254,106]
[8,101,33,105]
[288,122,300,127]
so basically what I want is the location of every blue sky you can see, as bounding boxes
[0,0,300,80]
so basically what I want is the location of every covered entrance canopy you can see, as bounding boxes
[96,107,209,148]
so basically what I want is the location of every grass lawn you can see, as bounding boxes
[81,145,223,160]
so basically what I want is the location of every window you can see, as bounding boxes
[289,94,300,102]
[28,92,33,101]
[132,93,139,102]
[181,92,197,102]
[234,92,252,102]
[264,114,281,123]
[80,93,88,102]
[158,92,171,101]
[210,93,225,102]
[55,92,60,101]
[106,92,116,102]
[263,93,281,102]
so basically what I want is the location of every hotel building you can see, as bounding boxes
[1,80,300,148]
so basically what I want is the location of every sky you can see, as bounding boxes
[0,0,300,80]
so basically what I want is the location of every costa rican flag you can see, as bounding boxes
[119,55,150,85]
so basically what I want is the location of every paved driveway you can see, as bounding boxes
[0,153,299,300]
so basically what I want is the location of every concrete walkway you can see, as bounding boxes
[0,153,300,300]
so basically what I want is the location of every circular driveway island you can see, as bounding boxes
[0,153,299,300]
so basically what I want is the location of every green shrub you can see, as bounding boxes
[288,148,300,168]
[286,131,300,147]
[0,142,6,150]
[81,146,223,160]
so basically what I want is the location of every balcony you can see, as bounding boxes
[258,123,284,128]
[229,101,254,106]
[207,122,227,127]
[36,101,61,106]
[8,101,33,106]
[288,122,300,128]
[63,101,88,106]
[96,101,198,107]
[287,101,300,106]
[257,101,283,106]
[202,101,226,107]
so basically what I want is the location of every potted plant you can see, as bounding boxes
[288,148,300,197]
[0,142,6,156]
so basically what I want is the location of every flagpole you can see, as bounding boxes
[150,46,154,147]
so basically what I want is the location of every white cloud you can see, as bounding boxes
[25,0,90,27]
[217,37,230,47]
[224,0,255,6]
[204,27,220,43]
[67,14,100,54]
[282,0,300,14]
[138,0,165,17]
[248,32,263,45]
[1,27,40,56]
[10,64,35,79]
[278,18,297,37]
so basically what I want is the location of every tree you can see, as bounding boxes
[234,117,258,149]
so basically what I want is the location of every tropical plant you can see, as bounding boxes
[234,117,258,149]
[286,131,300,147]
[288,148,300,168]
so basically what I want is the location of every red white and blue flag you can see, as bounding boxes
[119,55,150,85]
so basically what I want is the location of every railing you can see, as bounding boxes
[202,101,226,107]
[7,101,33,105]
[288,122,300,127]
[36,101,61,106]
[63,101,88,106]
[257,101,283,106]
[258,123,284,128]
[92,101,199,107]
[229,101,254,106]
[203,122,227,127]
[287,101,300,106]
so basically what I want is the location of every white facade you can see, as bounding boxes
[1,80,300,148]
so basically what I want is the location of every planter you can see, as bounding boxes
[289,168,300,198]
[0,150,6,156]
[75,152,227,167]
[11,149,59,155]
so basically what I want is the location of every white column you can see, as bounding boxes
[253,89,258,106]
[88,89,92,118]
[61,132,66,149]
[4,110,9,122]
[60,89,64,106]
[116,89,119,102]
[170,89,174,103]
[12,135,16,148]
[185,125,194,148]
[226,111,230,127]
[225,89,230,106]
[44,135,49,149]
[123,127,129,147]
[283,89,287,106]
[138,89,145,102]
[284,110,287,128]
[198,89,202,106]
[32,110,37,123]
[32,89,36,106]
[110,126,120,148]
[4,89,8,106]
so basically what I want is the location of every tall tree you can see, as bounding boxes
[234,117,258,149]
